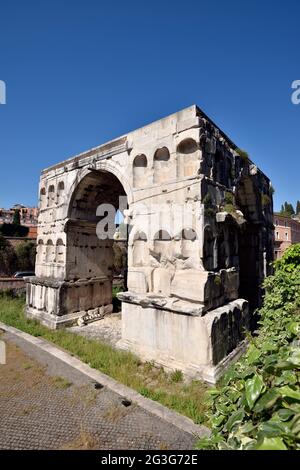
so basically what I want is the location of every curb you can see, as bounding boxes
[0,322,210,439]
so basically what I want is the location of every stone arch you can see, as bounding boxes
[177,138,199,178]
[177,138,198,154]
[62,167,130,316]
[153,147,170,184]
[65,164,133,221]
[133,154,147,189]
[154,229,171,241]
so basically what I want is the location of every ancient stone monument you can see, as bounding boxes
[26,105,274,382]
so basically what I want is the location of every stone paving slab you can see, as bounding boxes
[0,328,206,450]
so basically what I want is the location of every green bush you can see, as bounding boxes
[224,191,234,205]
[0,223,29,237]
[0,236,17,275]
[197,244,300,450]
[14,241,36,272]
[0,236,35,276]
[261,194,271,208]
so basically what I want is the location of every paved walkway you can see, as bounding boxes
[0,330,197,450]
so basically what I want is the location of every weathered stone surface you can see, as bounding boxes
[26,105,274,382]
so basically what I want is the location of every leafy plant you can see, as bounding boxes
[170,369,183,383]
[236,148,250,163]
[224,191,234,205]
[223,204,235,214]
[261,194,271,208]
[197,244,300,450]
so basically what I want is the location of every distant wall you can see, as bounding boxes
[0,278,25,291]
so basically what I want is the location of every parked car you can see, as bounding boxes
[13,271,35,278]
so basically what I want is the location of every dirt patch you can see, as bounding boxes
[60,430,98,450]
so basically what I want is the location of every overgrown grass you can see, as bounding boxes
[0,295,208,425]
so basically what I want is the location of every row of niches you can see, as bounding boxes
[36,239,65,264]
[133,139,200,188]
[132,229,199,267]
[39,181,65,209]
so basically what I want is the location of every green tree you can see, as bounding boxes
[0,223,29,237]
[14,241,36,272]
[296,200,300,215]
[13,209,21,225]
[0,236,18,276]
[280,201,295,217]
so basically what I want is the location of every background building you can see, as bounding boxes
[0,204,38,239]
[274,213,300,259]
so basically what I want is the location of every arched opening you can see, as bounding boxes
[153,147,170,184]
[133,154,147,188]
[40,187,46,209]
[203,226,216,271]
[48,185,55,206]
[153,230,172,295]
[56,239,64,264]
[235,176,263,314]
[37,239,44,264]
[213,150,226,186]
[132,231,148,267]
[66,170,128,316]
[181,228,197,258]
[57,181,65,205]
[177,138,199,178]
[46,239,54,263]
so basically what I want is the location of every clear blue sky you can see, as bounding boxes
[0,0,299,212]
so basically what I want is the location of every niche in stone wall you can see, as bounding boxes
[177,138,199,178]
[46,239,54,263]
[228,223,239,268]
[153,230,172,258]
[153,230,172,296]
[57,181,65,205]
[203,226,216,271]
[181,228,197,258]
[48,185,55,207]
[132,231,148,267]
[212,150,235,188]
[133,154,147,188]
[56,239,65,264]
[37,239,44,264]
[40,187,46,209]
[153,147,170,184]
[217,227,227,269]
